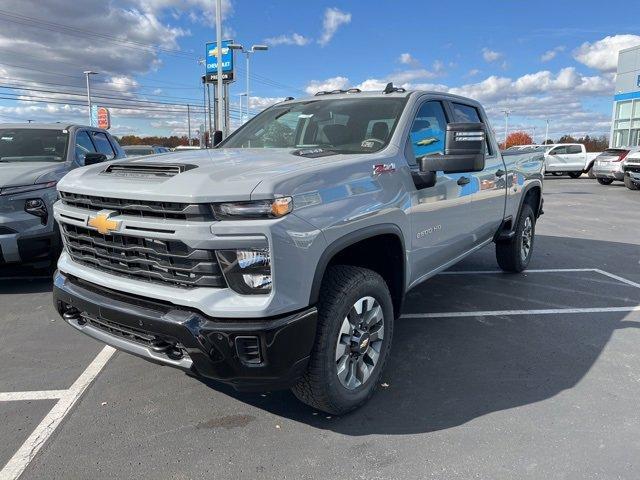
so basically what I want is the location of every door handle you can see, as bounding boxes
[457,176,470,186]
[495,169,505,177]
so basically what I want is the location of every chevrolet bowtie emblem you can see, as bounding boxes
[87,211,120,235]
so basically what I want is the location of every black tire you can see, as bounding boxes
[568,171,582,179]
[292,265,394,415]
[625,175,639,190]
[597,177,614,185]
[496,203,536,273]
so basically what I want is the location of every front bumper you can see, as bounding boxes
[592,161,624,180]
[53,271,318,391]
[626,170,640,185]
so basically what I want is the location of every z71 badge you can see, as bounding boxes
[373,163,396,175]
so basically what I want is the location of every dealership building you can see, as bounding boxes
[611,44,640,147]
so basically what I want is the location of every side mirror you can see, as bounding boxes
[212,130,223,147]
[419,122,486,174]
[84,152,108,165]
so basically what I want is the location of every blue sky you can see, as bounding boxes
[0,0,638,140]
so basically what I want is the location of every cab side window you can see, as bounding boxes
[92,132,116,159]
[452,102,492,155]
[74,130,96,164]
[549,146,567,155]
[409,101,448,163]
[566,145,582,154]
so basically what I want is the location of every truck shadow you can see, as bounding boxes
[0,263,53,294]
[204,235,640,435]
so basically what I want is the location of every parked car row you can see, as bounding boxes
[506,143,600,178]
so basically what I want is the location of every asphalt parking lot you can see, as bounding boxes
[1,177,639,480]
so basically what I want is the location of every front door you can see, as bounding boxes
[406,99,475,284]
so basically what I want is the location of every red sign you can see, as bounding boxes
[96,107,110,130]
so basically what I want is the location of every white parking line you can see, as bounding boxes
[0,346,116,480]
[594,269,640,289]
[402,305,640,319]
[0,391,66,402]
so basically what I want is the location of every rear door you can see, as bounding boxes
[545,145,567,171]
[562,144,585,170]
[448,101,506,243]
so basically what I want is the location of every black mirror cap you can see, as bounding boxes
[212,130,223,147]
[445,122,486,156]
[84,152,108,165]
[418,122,486,174]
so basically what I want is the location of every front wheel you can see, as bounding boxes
[597,177,614,185]
[568,171,582,179]
[292,265,394,415]
[624,175,639,190]
[496,203,536,273]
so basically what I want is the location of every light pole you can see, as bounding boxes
[229,43,268,122]
[197,58,208,146]
[83,71,98,126]
[545,119,550,144]
[501,109,511,148]
[236,92,247,123]
[215,0,224,139]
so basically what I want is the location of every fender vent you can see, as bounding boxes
[103,163,197,178]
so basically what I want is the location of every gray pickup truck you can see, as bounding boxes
[0,124,124,266]
[52,87,544,414]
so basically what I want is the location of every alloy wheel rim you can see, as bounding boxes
[521,216,533,262]
[335,296,385,390]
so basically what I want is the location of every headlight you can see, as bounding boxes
[212,197,292,220]
[0,181,57,196]
[216,248,272,294]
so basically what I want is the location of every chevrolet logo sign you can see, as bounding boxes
[87,211,120,235]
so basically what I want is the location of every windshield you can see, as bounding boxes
[221,97,407,154]
[124,147,155,156]
[0,128,68,162]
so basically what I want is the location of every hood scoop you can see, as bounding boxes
[102,162,197,178]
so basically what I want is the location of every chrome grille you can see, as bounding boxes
[61,223,225,288]
[59,191,214,221]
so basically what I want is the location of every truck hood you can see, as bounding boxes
[57,148,338,202]
[0,162,67,188]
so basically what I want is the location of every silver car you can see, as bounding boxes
[0,123,124,266]
[592,147,639,185]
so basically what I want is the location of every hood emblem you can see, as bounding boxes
[87,210,120,235]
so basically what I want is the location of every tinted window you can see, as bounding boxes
[0,129,68,162]
[452,103,491,154]
[566,145,582,154]
[550,146,567,155]
[91,132,115,159]
[410,101,448,158]
[452,103,482,123]
[74,131,96,163]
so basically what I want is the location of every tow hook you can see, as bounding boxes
[62,306,84,325]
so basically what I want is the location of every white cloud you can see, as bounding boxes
[318,7,351,46]
[574,34,640,72]
[265,33,310,47]
[540,46,565,62]
[304,76,350,95]
[466,68,481,78]
[482,48,503,63]
[398,53,419,65]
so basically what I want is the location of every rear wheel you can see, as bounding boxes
[292,265,394,415]
[568,171,582,179]
[597,177,614,185]
[624,175,639,190]
[496,203,536,273]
